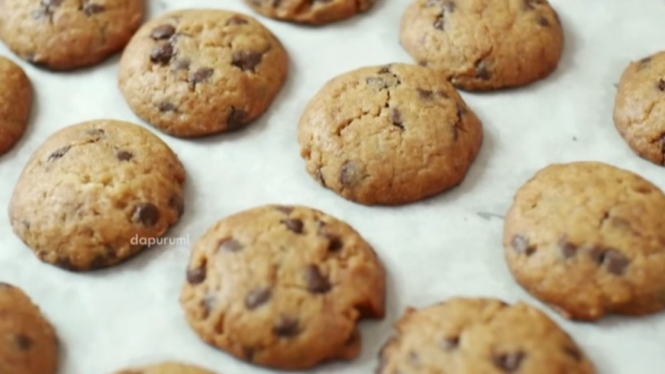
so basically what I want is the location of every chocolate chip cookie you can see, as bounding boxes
[377,298,595,374]
[180,204,386,370]
[243,0,374,25]
[298,64,483,205]
[0,282,58,374]
[111,362,215,374]
[119,9,289,137]
[614,51,665,166]
[0,56,31,155]
[9,120,186,271]
[504,162,665,321]
[0,0,144,70]
[400,0,564,91]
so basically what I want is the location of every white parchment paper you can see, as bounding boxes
[1,0,664,373]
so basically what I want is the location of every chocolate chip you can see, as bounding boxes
[560,239,576,258]
[282,218,304,234]
[378,66,391,74]
[417,88,433,99]
[227,107,247,130]
[83,3,105,15]
[245,288,272,309]
[151,24,176,40]
[511,235,535,256]
[131,203,160,227]
[493,352,525,372]
[658,79,665,91]
[169,195,185,217]
[304,265,331,293]
[536,15,550,27]
[232,50,263,72]
[275,206,294,214]
[434,15,445,30]
[441,336,459,350]
[340,161,363,188]
[219,238,243,252]
[158,101,176,112]
[202,295,215,318]
[150,44,174,65]
[189,67,214,85]
[476,61,491,80]
[54,257,76,270]
[273,316,300,337]
[187,265,206,284]
[390,109,404,129]
[116,150,133,161]
[14,335,32,351]
[172,58,190,71]
[226,16,248,25]
[48,145,71,161]
[602,249,630,275]
[564,346,583,361]
[327,235,343,252]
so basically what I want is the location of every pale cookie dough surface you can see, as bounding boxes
[0,283,58,374]
[119,9,289,137]
[614,51,665,166]
[0,0,144,70]
[9,120,186,271]
[298,63,483,205]
[111,362,216,374]
[504,162,665,321]
[180,204,386,370]
[0,56,31,155]
[243,0,375,25]
[377,298,595,374]
[400,0,564,91]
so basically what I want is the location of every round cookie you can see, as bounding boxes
[298,63,483,206]
[9,120,186,271]
[614,51,665,166]
[0,282,58,374]
[243,0,374,25]
[119,9,288,137]
[400,0,564,91]
[0,0,144,70]
[377,298,595,374]
[504,162,665,321]
[0,56,31,155]
[180,204,386,370]
[112,362,215,374]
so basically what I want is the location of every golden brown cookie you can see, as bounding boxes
[111,362,216,374]
[0,56,31,155]
[377,298,595,374]
[400,0,564,91]
[119,9,288,137]
[504,162,665,321]
[298,63,483,205]
[0,0,144,70]
[0,282,58,374]
[9,120,186,271]
[180,204,386,370]
[243,0,374,25]
[614,51,665,166]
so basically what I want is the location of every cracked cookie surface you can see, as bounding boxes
[119,9,288,137]
[504,162,665,320]
[298,63,483,206]
[111,361,216,374]
[614,51,665,166]
[400,0,563,91]
[377,298,595,374]
[0,0,143,70]
[243,0,375,25]
[0,56,31,155]
[180,204,386,370]
[0,283,58,374]
[9,120,186,271]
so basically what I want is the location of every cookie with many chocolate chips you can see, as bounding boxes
[243,0,375,25]
[377,298,595,374]
[111,362,216,374]
[298,64,483,205]
[119,9,288,137]
[400,0,564,91]
[9,120,186,271]
[0,0,144,70]
[614,51,665,166]
[0,56,32,155]
[180,204,386,370]
[504,162,665,320]
[0,283,58,374]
